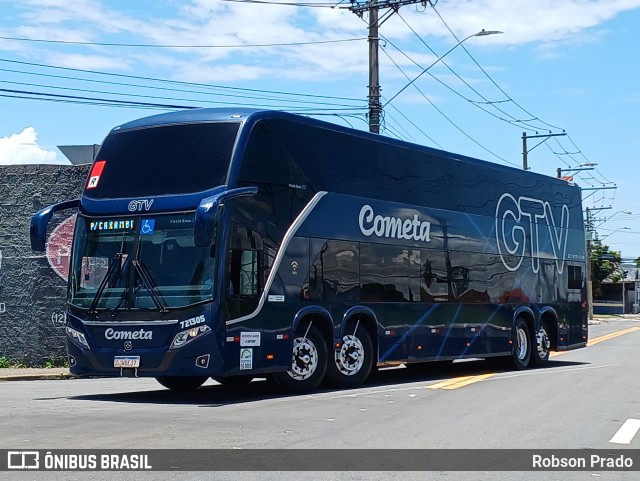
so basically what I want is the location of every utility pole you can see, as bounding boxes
[583,205,618,321]
[348,0,427,134]
[368,3,381,133]
[521,131,567,170]
[585,207,594,320]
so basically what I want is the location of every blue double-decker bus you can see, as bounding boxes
[31,108,587,391]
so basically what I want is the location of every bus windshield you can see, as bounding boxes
[84,122,240,198]
[69,213,215,312]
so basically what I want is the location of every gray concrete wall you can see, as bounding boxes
[0,164,90,366]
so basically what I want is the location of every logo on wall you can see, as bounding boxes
[46,215,76,281]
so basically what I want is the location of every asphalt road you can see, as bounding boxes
[1,318,639,481]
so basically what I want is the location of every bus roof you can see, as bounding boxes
[112,107,575,189]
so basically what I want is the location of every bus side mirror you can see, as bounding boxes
[30,199,80,252]
[194,186,258,247]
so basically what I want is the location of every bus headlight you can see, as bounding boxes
[170,325,211,350]
[66,326,90,349]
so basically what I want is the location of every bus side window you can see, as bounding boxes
[227,225,263,304]
[228,249,260,296]
[303,241,358,302]
[567,265,583,290]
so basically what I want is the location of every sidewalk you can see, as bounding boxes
[0,367,72,382]
[591,314,640,323]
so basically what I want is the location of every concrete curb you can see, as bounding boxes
[0,369,73,382]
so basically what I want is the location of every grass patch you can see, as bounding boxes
[0,356,26,368]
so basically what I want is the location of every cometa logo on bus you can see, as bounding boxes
[104,328,153,340]
[358,205,431,242]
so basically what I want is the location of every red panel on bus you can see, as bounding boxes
[86,160,106,189]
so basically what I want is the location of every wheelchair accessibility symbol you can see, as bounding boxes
[140,219,155,235]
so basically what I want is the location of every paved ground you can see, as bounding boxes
[1,314,638,381]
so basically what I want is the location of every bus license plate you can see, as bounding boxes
[114,356,140,368]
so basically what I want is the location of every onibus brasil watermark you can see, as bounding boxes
[5,451,151,471]
[2,449,639,471]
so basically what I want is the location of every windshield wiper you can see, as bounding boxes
[131,259,169,313]
[88,228,129,315]
[89,252,128,314]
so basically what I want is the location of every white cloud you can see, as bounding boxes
[391,0,640,42]
[45,52,131,71]
[0,127,68,165]
[4,0,640,80]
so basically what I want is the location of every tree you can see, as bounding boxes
[590,240,622,298]
[635,257,640,268]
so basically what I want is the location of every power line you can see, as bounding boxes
[379,45,517,167]
[380,34,540,131]
[0,88,194,110]
[430,2,563,132]
[0,35,366,49]
[416,2,614,195]
[394,13,545,133]
[386,103,443,148]
[0,58,365,104]
[0,87,368,116]
[0,67,364,109]
[219,0,338,7]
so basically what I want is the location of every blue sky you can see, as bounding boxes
[1,0,639,259]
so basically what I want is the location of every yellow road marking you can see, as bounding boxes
[551,326,640,358]
[427,373,495,390]
[587,326,640,346]
[429,326,640,388]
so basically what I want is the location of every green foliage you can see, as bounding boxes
[635,257,640,268]
[0,355,68,369]
[590,240,622,298]
[42,358,69,369]
[0,356,26,368]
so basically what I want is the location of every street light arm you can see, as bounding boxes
[382,30,502,108]
[599,226,631,241]
[595,210,632,227]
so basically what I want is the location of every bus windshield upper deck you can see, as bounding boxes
[84,121,239,198]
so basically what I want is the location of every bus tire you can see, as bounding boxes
[510,318,531,370]
[212,375,254,386]
[326,324,373,388]
[273,324,327,392]
[530,320,551,367]
[155,376,208,390]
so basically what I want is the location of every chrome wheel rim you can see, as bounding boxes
[536,326,550,359]
[334,334,364,376]
[516,327,528,361]
[287,336,318,380]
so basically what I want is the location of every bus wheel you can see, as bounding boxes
[510,318,531,370]
[530,320,551,368]
[327,324,373,388]
[155,376,208,390]
[212,375,254,386]
[274,324,327,392]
